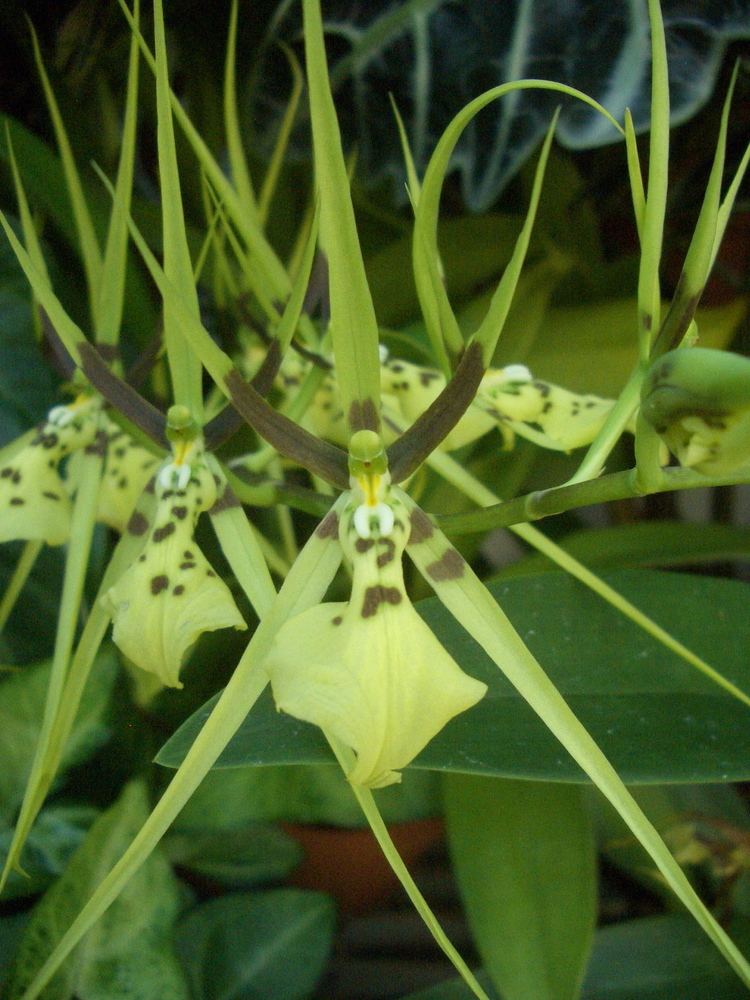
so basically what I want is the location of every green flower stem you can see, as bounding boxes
[437,464,750,535]
[0,540,42,635]
[326,734,491,1000]
[425,447,750,706]
[566,365,643,485]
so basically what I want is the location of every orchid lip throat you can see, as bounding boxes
[357,471,381,506]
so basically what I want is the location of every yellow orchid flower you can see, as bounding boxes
[266,431,487,788]
[249,344,625,455]
[0,396,99,546]
[105,446,246,688]
[68,417,160,533]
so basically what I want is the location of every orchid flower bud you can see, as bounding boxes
[641,348,750,475]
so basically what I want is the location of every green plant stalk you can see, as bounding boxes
[566,366,642,485]
[437,464,750,534]
[0,540,42,635]
[153,0,203,421]
[303,0,382,434]
[636,0,670,362]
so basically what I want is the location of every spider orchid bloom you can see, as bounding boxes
[105,436,246,688]
[266,431,487,789]
[68,417,160,533]
[641,347,750,475]
[0,394,100,545]
[255,345,625,455]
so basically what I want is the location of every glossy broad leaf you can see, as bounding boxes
[159,570,750,784]
[174,889,334,1000]
[257,0,750,209]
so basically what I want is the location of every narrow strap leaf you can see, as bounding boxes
[223,0,258,225]
[653,63,739,357]
[27,18,102,323]
[153,0,203,419]
[636,0,670,360]
[303,0,382,437]
[96,0,140,348]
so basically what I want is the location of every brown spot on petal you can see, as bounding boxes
[211,486,240,515]
[179,561,197,571]
[127,511,149,536]
[316,510,339,539]
[152,522,176,543]
[150,575,169,595]
[409,508,434,544]
[348,398,379,432]
[332,615,343,626]
[355,538,375,553]
[42,491,61,501]
[171,506,188,520]
[376,537,396,568]
[10,497,25,506]
[173,584,185,596]
[361,585,402,618]
[85,431,108,456]
[426,548,465,582]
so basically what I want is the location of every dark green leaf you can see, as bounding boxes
[158,570,750,785]
[582,914,750,999]
[259,2,750,210]
[5,781,188,1000]
[0,805,98,901]
[444,776,596,1000]
[0,649,118,824]
[401,915,750,999]
[164,823,302,888]
[174,889,334,1000]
